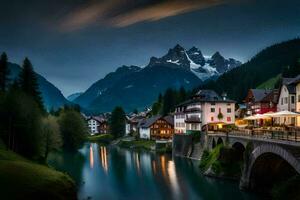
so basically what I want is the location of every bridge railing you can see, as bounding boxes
[211,129,300,142]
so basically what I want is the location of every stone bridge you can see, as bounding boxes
[207,133,300,192]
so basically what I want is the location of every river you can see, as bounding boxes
[48,143,259,200]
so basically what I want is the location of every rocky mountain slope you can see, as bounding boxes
[74,44,241,113]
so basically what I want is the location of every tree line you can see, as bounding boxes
[0,52,87,161]
[151,86,193,116]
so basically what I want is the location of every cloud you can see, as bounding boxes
[59,0,227,31]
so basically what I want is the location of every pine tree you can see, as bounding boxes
[178,86,187,103]
[110,106,126,138]
[0,52,10,92]
[161,88,175,116]
[19,58,44,112]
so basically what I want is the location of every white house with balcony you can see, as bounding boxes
[174,90,235,134]
[276,78,297,125]
[87,117,101,135]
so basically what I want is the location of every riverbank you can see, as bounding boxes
[199,144,242,180]
[0,144,77,200]
[117,138,172,153]
[87,134,114,144]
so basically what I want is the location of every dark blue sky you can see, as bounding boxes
[0,0,300,96]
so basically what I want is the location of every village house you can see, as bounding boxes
[125,115,146,135]
[174,90,236,133]
[275,78,298,125]
[138,115,174,140]
[87,116,109,135]
[244,89,278,115]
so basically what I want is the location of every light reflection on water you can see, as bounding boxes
[50,143,259,200]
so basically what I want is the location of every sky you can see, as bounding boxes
[0,0,300,96]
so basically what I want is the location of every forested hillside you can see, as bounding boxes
[200,38,300,102]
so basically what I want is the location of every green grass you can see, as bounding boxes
[257,74,281,89]
[199,145,222,172]
[87,134,114,144]
[200,145,242,178]
[0,149,76,200]
[118,140,155,151]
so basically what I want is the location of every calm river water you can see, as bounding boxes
[48,143,259,200]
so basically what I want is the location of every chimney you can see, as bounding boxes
[221,92,227,100]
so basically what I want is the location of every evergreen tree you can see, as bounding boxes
[0,86,42,158]
[158,93,163,104]
[177,86,187,103]
[19,58,44,112]
[0,52,9,92]
[110,106,126,138]
[151,102,162,116]
[161,88,176,116]
[282,58,300,78]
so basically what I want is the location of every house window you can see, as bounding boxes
[211,108,215,112]
[227,108,231,113]
[281,98,283,105]
[291,96,295,104]
[211,117,214,121]
[227,117,231,122]
[285,97,288,104]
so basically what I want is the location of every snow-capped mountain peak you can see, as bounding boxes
[147,44,241,81]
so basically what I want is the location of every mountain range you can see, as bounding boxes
[8,63,70,110]
[73,44,241,113]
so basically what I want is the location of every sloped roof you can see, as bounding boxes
[194,90,221,101]
[280,75,300,94]
[88,116,107,123]
[176,90,235,107]
[138,115,174,128]
[164,115,174,126]
[262,89,279,104]
[250,89,272,102]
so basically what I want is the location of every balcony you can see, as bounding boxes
[185,107,201,113]
[185,116,201,123]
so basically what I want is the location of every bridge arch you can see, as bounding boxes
[212,138,216,149]
[232,142,246,161]
[217,137,223,146]
[241,144,300,193]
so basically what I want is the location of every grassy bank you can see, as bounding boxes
[87,134,114,144]
[118,140,155,151]
[199,145,242,179]
[0,147,76,200]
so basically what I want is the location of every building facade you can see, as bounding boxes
[244,89,278,115]
[174,90,235,134]
[138,115,174,140]
[87,116,109,135]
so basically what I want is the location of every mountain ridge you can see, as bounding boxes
[74,44,241,113]
[8,63,70,110]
